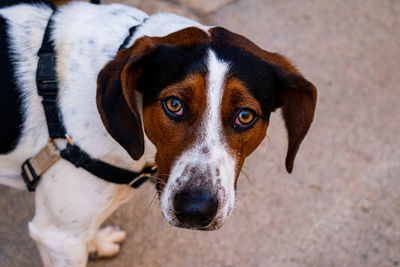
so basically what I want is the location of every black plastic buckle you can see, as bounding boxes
[37,52,56,78]
[36,52,58,96]
[130,165,158,188]
[37,80,58,96]
[21,159,40,192]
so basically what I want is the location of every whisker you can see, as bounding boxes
[240,169,253,184]
[147,176,167,185]
[145,191,159,213]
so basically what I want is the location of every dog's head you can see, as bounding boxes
[97,27,317,230]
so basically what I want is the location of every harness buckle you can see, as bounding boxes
[37,80,58,96]
[21,142,61,192]
[21,159,40,192]
[36,51,58,97]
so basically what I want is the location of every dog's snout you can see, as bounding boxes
[173,190,218,228]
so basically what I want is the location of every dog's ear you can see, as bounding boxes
[96,37,157,160]
[274,67,317,173]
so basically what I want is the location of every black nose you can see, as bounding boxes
[173,190,218,228]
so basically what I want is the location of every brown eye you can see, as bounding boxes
[164,97,184,118]
[166,98,182,112]
[233,108,257,131]
[237,109,255,125]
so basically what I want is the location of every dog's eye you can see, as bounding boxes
[234,108,257,130]
[163,97,184,119]
[237,109,254,125]
[165,97,183,114]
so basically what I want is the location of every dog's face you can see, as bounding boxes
[97,27,317,230]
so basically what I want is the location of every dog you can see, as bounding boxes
[0,1,317,266]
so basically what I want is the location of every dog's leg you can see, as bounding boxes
[28,160,133,266]
[88,226,127,259]
[29,227,88,267]
[87,186,135,259]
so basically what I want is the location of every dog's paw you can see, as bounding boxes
[88,226,127,259]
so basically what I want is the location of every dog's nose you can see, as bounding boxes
[173,190,218,228]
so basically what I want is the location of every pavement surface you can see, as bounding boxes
[1,0,399,266]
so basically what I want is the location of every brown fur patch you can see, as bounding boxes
[143,73,208,187]
[151,27,210,46]
[97,43,147,160]
[220,77,268,180]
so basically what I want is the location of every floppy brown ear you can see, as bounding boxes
[96,37,156,160]
[276,72,317,173]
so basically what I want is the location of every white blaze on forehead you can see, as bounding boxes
[160,49,236,226]
[205,50,228,141]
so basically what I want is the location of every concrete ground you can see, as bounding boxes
[1,0,399,266]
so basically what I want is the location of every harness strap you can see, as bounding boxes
[21,9,155,192]
[36,13,66,139]
[60,144,156,188]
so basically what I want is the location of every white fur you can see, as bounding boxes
[88,226,127,257]
[128,12,210,45]
[160,50,236,229]
[0,2,231,266]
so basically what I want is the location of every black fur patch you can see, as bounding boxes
[0,1,53,8]
[211,45,278,120]
[0,16,24,154]
[139,44,208,104]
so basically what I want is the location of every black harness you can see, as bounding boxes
[21,1,157,191]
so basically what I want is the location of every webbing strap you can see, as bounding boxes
[36,13,66,139]
[60,144,156,188]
